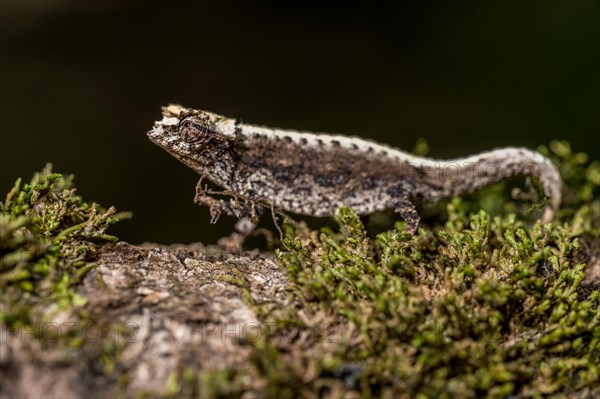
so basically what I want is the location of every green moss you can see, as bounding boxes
[160,368,244,399]
[0,163,131,334]
[218,268,249,288]
[244,141,599,398]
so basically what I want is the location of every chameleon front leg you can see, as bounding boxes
[194,179,265,221]
[387,183,420,235]
[194,179,263,252]
[194,194,238,223]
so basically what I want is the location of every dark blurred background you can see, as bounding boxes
[1,1,598,244]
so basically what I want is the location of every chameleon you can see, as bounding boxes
[148,104,561,238]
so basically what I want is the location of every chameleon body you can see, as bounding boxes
[148,104,561,234]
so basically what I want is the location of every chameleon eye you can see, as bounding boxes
[180,118,211,143]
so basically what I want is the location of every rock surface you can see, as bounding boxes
[1,242,287,398]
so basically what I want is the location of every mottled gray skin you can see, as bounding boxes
[148,104,562,234]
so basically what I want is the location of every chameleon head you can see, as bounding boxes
[147,104,237,168]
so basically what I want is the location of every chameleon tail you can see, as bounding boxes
[417,147,562,222]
